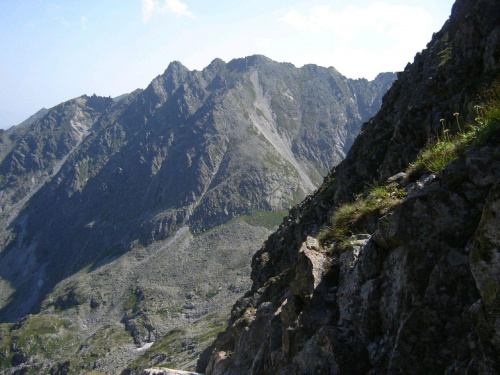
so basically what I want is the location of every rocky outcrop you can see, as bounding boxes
[469,183,500,374]
[202,0,500,373]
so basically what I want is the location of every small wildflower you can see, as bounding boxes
[439,119,446,137]
[453,112,462,132]
[474,105,484,118]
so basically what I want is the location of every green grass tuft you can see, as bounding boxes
[318,185,405,251]
[408,133,463,174]
[408,84,500,175]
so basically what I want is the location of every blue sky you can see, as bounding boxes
[0,0,455,129]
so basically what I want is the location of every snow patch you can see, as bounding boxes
[137,342,154,351]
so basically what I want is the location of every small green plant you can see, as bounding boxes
[338,236,367,252]
[318,185,405,250]
[408,85,500,176]
[368,185,391,199]
[453,112,462,133]
[409,133,462,174]
[474,95,500,146]
[438,47,452,67]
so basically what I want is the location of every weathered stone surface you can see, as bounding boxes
[290,242,326,298]
[305,236,319,250]
[470,183,500,370]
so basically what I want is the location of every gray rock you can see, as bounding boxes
[305,236,320,250]
[290,242,326,298]
[387,172,407,184]
[470,184,500,360]
[406,173,438,196]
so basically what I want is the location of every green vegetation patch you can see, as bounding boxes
[482,279,500,305]
[204,289,219,300]
[77,324,132,367]
[255,107,266,118]
[243,79,257,101]
[124,290,139,312]
[318,185,406,252]
[0,314,79,369]
[409,133,462,174]
[241,209,289,230]
[192,209,289,237]
[438,46,452,67]
[409,85,500,175]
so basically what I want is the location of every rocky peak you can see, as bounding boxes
[164,60,189,77]
[143,61,191,104]
[205,58,226,72]
[82,94,114,112]
[226,54,277,73]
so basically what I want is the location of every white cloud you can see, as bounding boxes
[281,2,432,43]
[279,10,308,32]
[81,15,87,30]
[141,0,194,22]
[141,0,159,22]
[279,1,436,78]
[165,0,194,18]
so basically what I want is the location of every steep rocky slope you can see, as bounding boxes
[203,0,500,374]
[0,57,394,373]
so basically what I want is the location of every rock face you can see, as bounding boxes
[0,57,394,373]
[202,0,500,374]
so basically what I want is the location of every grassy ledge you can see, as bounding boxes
[319,84,500,254]
[318,184,406,252]
[409,85,500,175]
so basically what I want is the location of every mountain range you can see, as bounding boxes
[0,55,394,373]
[4,0,497,373]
